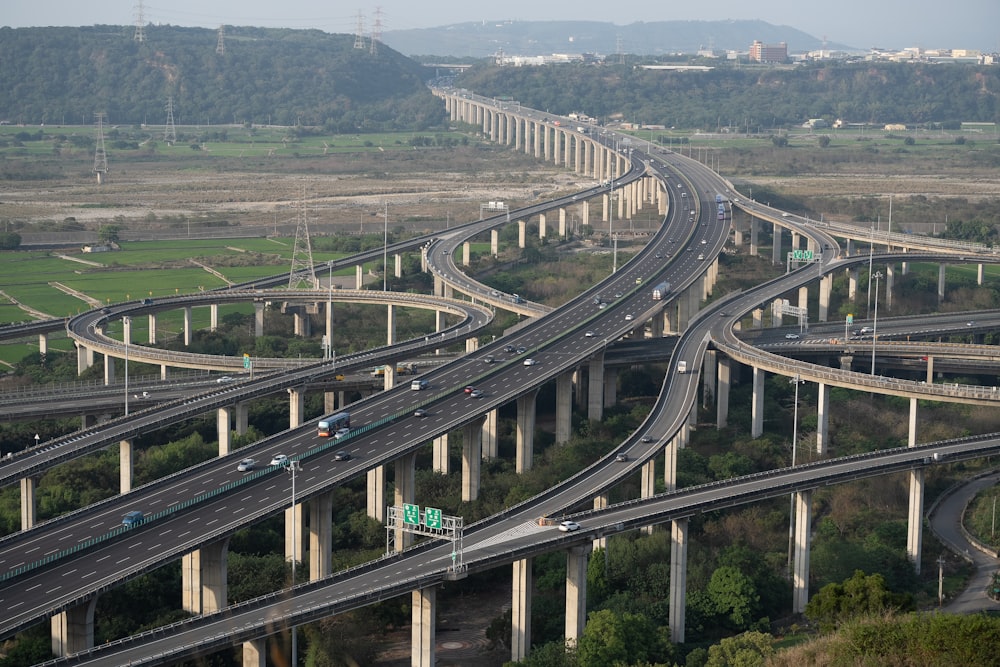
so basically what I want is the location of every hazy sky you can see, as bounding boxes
[3,1,997,51]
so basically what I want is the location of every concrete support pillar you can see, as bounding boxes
[491,229,499,257]
[792,490,813,613]
[254,303,264,337]
[819,274,832,322]
[664,437,679,492]
[76,343,94,376]
[293,310,310,337]
[412,586,437,667]
[462,417,484,501]
[555,371,573,444]
[538,213,546,240]
[50,598,98,657]
[103,354,114,386]
[592,494,608,551]
[210,303,218,331]
[565,546,588,647]
[367,466,386,522]
[386,304,396,346]
[309,491,333,580]
[217,406,232,455]
[978,263,984,286]
[462,241,471,267]
[242,638,266,667]
[465,336,479,354]
[716,357,731,429]
[235,402,249,435]
[603,367,618,412]
[907,397,923,573]
[181,538,230,615]
[483,409,498,459]
[119,439,133,493]
[183,306,192,346]
[587,352,605,421]
[938,263,946,304]
[886,265,895,311]
[749,217,759,256]
[287,387,304,429]
[772,223,782,264]
[20,476,37,531]
[285,503,305,566]
[848,268,858,301]
[816,383,830,455]
[511,558,532,662]
[355,264,364,289]
[148,313,157,344]
[702,349,717,409]
[433,435,450,475]
[669,518,688,643]
[394,452,416,550]
[558,207,567,238]
[751,366,765,438]
[516,389,539,473]
[518,219,527,249]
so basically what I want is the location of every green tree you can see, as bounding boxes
[0,231,21,249]
[97,224,122,245]
[576,608,660,667]
[706,566,761,630]
[805,570,911,632]
[705,631,775,667]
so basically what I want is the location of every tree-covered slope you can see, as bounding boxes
[456,61,1000,129]
[0,25,445,131]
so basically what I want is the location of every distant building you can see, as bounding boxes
[749,40,787,64]
[884,123,907,131]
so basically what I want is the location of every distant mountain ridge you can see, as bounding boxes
[384,19,854,59]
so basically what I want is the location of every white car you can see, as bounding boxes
[625,314,634,321]
[237,458,256,472]
[334,427,351,439]
[785,333,800,339]
[558,520,581,532]
[585,331,595,338]
[269,454,288,467]
[523,358,537,366]
[216,376,235,384]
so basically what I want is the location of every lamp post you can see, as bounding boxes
[123,316,130,416]
[871,271,883,376]
[286,459,302,667]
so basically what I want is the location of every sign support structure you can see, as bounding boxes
[386,504,466,577]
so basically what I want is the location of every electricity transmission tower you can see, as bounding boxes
[164,96,176,143]
[93,113,109,184]
[216,25,225,55]
[353,11,366,50]
[288,197,319,289]
[133,1,146,43]
[370,7,383,56]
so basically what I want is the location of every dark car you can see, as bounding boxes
[333,451,351,461]
[414,408,428,418]
[503,345,516,353]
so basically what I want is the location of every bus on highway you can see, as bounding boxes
[318,411,351,437]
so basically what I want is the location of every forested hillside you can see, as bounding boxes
[456,61,1000,129]
[0,25,445,131]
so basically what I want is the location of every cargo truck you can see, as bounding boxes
[677,360,688,374]
[651,281,671,300]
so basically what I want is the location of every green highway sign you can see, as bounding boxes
[403,503,420,525]
[791,249,814,261]
[424,507,442,529]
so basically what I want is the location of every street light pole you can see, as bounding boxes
[871,271,883,376]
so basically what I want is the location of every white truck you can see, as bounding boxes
[677,360,687,374]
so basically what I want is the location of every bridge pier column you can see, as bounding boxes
[491,229,499,257]
[593,494,608,550]
[516,389,539,473]
[511,558,533,662]
[587,352,605,421]
[367,466,386,522]
[37,332,48,357]
[483,408,498,459]
[792,490,813,613]
[235,402,249,435]
[183,306,192,346]
[664,437,679,491]
[433,435,450,474]
[978,263,984,286]
[103,353,115,386]
[772,223,782,264]
[242,638,266,667]
[148,312,157,344]
[518,219,527,249]
[702,349,717,409]
[848,268,859,301]
[50,598,97,657]
[749,217,759,256]
[641,459,657,534]
[816,383,830,455]
[938,263,946,304]
[217,406,232,455]
[120,439,133,493]
[394,452,416,550]
[819,274,832,322]
[285,502,305,566]
[462,241,471,267]
[309,491,333,580]
[76,343,94,375]
[21,476,37,530]
[538,213,547,240]
[555,371,573,444]
[412,586,437,667]
[669,517,689,643]
[181,538,230,614]
[254,303,264,337]
[355,265,364,289]
[907,398,924,573]
[603,367,618,411]
[386,304,396,346]
[565,545,589,647]
[751,366,765,438]
[287,387,304,429]
[462,417,485,501]
[716,357,731,429]
[210,303,218,331]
